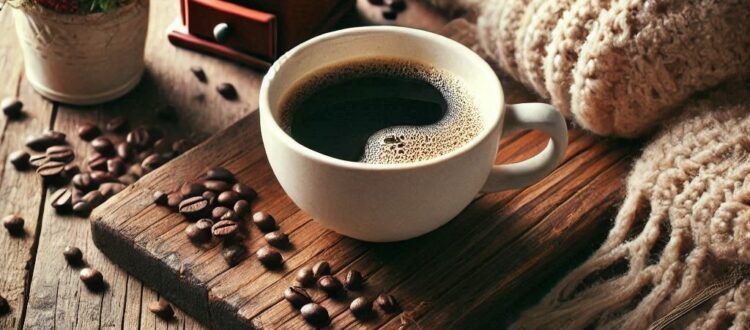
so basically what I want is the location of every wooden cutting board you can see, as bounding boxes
[91,106,636,329]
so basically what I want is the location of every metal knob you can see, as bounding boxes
[213,22,230,44]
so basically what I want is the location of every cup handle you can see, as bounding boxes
[481,103,568,192]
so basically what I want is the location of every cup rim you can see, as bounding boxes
[260,26,504,171]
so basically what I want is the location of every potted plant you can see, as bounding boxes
[6,0,149,105]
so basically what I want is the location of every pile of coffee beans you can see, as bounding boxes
[7,116,191,217]
[153,167,289,269]
[285,261,400,327]
[367,0,407,20]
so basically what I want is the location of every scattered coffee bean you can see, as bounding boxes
[206,167,234,182]
[179,196,209,219]
[375,293,400,313]
[77,123,101,141]
[190,66,207,82]
[153,191,168,205]
[172,139,190,154]
[115,142,133,161]
[0,294,9,315]
[72,173,96,191]
[284,286,312,309]
[233,200,250,217]
[71,189,84,204]
[382,9,398,20]
[264,231,289,249]
[72,201,92,215]
[211,220,239,238]
[257,246,282,268]
[46,145,74,163]
[105,116,128,133]
[217,190,239,206]
[148,300,175,320]
[79,267,104,289]
[118,174,137,185]
[37,161,66,180]
[232,183,256,201]
[202,190,217,207]
[156,105,178,120]
[83,190,104,207]
[317,275,344,296]
[345,270,364,291]
[51,188,73,213]
[9,150,30,170]
[63,246,83,265]
[28,154,48,168]
[87,153,108,172]
[180,182,205,198]
[350,297,374,319]
[91,137,114,155]
[26,131,66,151]
[300,303,329,328]
[312,261,331,278]
[220,210,239,221]
[99,182,125,199]
[152,138,169,153]
[186,219,213,243]
[3,215,24,234]
[211,206,230,220]
[141,153,167,171]
[167,192,183,211]
[90,171,116,184]
[63,164,80,179]
[128,163,145,178]
[126,127,151,150]
[222,244,247,266]
[296,266,315,287]
[106,158,126,176]
[252,212,277,232]
[216,83,238,100]
[203,180,230,192]
[1,97,23,118]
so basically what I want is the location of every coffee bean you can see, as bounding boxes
[185,219,212,243]
[216,83,238,100]
[28,154,48,168]
[190,66,207,82]
[233,200,250,217]
[264,231,289,249]
[156,105,178,120]
[317,275,343,296]
[148,300,175,320]
[211,206,230,220]
[206,167,234,182]
[152,139,169,154]
[300,303,329,328]
[180,182,205,198]
[105,116,128,133]
[252,212,277,232]
[202,190,217,207]
[0,295,9,315]
[179,196,209,219]
[296,267,315,287]
[63,164,80,179]
[9,150,30,170]
[46,145,74,163]
[350,297,374,319]
[37,161,66,180]
[222,244,247,266]
[312,261,331,278]
[79,267,104,290]
[118,174,137,185]
[1,97,23,118]
[153,191,168,205]
[3,215,24,234]
[256,246,282,268]
[91,137,114,155]
[389,0,407,12]
[114,142,132,161]
[83,190,104,207]
[284,286,312,309]
[167,193,183,211]
[141,153,167,171]
[71,189,84,204]
[107,158,126,176]
[203,180,230,192]
[26,131,66,151]
[146,127,164,144]
[77,123,101,141]
[128,163,145,178]
[90,171,117,184]
[63,246,83,265]
[127,127,151,150]
[232,183,256,201]
[72,173,96,191]
[99,182,125,199]
[382,9,398,20]
[51,188,73,213]
[87,153,108,172]
[345,270,364,291]
[217,190,239,206]
[375,293,400,313]
[367,0,385,5]
[220,210,239,222]
[172,139,190,155]
[72,201,92,216]
[211,220,239,238]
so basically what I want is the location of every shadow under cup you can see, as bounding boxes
[260,26,505,242]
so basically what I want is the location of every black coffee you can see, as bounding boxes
[281,58,482,164]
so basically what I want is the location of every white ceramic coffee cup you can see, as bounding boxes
[260,26,567,242]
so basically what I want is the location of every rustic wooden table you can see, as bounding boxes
[0,1,638,329]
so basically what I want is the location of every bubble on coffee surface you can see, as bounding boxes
[281,58,483,164]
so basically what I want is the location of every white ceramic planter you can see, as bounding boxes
[13,0,149,105]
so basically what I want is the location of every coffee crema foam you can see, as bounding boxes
[281,58,483,164]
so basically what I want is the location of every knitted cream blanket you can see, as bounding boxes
[418,0,750,328]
